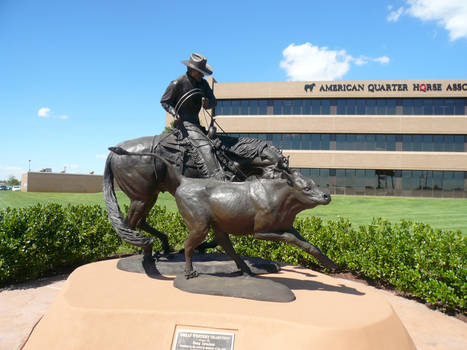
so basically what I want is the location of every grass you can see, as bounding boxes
[1,190,466,234]
[297,195,467,234]
[0,191,176,211]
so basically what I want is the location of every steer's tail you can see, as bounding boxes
[103,153,155,248]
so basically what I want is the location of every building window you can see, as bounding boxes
[292,168,466,198]
[231,100,240,115]
[216,98,467,116]
[226,133,466,152]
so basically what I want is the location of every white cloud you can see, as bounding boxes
[387,6,405,22]
[388,0,467,40]
[280,43,351,81]
[37,107,69,120]
[353,56,369,66]
[374,56,390,64]
[280,43,390,81]
[37,107,51,118]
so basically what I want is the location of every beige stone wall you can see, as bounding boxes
[21,172,104,193]
[214,79,467,99]
[213,115,467,134]
[284,150,467,171]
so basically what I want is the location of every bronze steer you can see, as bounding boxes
[174,170,338,278]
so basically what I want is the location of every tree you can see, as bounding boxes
[162,121,175,134]
[5,176,20,186]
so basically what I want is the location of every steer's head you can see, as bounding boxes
[285,170,331,208]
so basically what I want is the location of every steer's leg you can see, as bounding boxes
[214,230,253,276]
[184,226,210,279]
[254,228,337,270]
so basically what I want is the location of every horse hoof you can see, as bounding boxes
[325,259,338,271]
[154,251,175,261]
[242,270,255,277]
[184,271,199,279]
[162,245,173,254]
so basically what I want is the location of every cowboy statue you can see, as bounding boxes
[156,52,289,184]
[160,53,227,180]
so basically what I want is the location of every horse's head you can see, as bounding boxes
[253,144,289,179]
[219,136,291,181]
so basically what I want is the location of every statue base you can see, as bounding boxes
[23,258,415,350]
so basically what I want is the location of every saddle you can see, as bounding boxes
[152,129,193,175]
[153,129,270,179]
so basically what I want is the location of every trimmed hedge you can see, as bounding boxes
[232,217,466,313]
[0,203,465,314]
[0,204,120,284]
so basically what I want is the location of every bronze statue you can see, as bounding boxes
[104,134,289,262]
[104,53,295,262]
[104,53,335,274]
[107,147,337,278]
[168,164,337,278]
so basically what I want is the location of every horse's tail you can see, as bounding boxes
[103,153,155,248]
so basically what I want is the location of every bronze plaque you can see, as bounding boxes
[173,328,235,350]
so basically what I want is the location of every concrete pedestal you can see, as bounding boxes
[24,259,415,350]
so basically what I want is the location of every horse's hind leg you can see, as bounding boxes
[195,239,218,253]
[138,219,171,256]
[138,194,171,255]
[125,196,169,261]
[125,199,153,261]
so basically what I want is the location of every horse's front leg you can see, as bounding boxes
[254,228,337,270]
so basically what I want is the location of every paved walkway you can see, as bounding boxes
[1,267,466,350]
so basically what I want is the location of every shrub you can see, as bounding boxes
[0,204,120,285]
[295,217,466,313]
[1,203,465,314]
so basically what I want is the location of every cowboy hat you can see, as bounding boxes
[182,53,213,76]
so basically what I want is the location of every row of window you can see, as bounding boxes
[226,133,466,152]
[295,168,466,197]
[215,98,467,116]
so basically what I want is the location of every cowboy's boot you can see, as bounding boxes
[197,144,227,181]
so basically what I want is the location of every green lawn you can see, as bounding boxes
[297,195,467,234]
[0,191,177,211]
[1,191,466,234]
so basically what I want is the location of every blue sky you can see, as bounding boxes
[1,0,466,179]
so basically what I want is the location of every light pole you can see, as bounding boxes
[28,160,31,172]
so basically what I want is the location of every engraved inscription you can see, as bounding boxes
[173,329,235,350]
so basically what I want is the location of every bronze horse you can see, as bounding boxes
[103,133,290,261]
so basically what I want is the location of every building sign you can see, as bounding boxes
[304,81,467,94]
